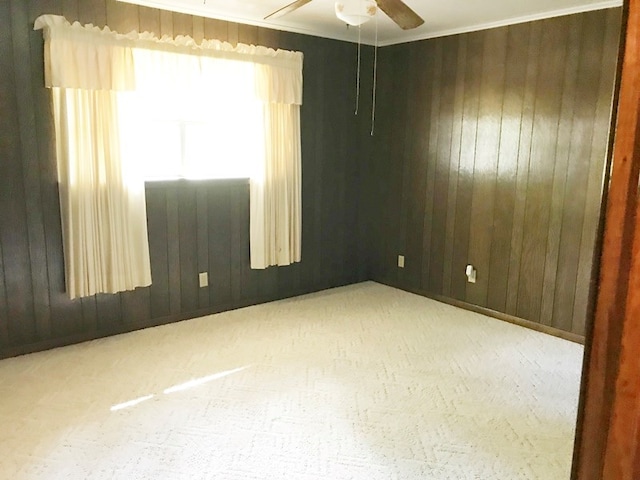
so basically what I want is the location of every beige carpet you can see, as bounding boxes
[0,282,583,479]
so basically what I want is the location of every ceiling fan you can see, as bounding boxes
[264,0,425,30]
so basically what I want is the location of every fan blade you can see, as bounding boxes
[376,0,424,30]
[264,0,313,20]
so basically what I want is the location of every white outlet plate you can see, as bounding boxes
[465,265,477,283]
[398,255,405,268]
[198,272,208,288]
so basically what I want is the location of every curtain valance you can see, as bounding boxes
[34,14,303,104]
[33,15,135,90]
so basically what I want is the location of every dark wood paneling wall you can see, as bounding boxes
[0,0,622,356]
[366,8,621,336]
[0,0,367,358]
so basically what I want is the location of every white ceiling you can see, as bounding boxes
[118,0,622,46]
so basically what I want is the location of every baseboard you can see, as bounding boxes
[1,278,582,359]
[373,280,585,345]
[0,282,354,360]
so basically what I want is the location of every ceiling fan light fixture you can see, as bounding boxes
[335,0,377,26]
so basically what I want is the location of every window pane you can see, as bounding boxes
[118,52,265,181]
[138,122,182,180]
[119,116,181,181]
[184,122,254,179]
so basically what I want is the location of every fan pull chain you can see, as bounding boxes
[370,13,378,136]
[355,24,362,115]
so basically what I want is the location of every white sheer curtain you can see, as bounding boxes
[250,103,302,268]
[34,14,303,298]
[251,62,303,268]
[51,88,151,298]
[35,15,150,299]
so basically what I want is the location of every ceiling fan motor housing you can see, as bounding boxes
[335,0,378,26]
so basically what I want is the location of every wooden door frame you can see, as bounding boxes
[572,0,640,478]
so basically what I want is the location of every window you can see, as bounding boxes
[36,13,303,282]
[117,51,264,181]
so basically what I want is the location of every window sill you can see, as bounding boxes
[144,178,250,190]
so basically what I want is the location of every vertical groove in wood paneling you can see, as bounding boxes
[0,240,9,348]
[159,9,173,37]
[323,41,352,289]
[429,36,459,295]
[369,47,393,281]
[311,41,326,289]
[192,16,204,43]
[62,0,78,17]
[33,0,61,17]
[178,187,198,311]
[105,0,138,33]
[172,12,192,37]
[62,0,77,17]
[486,23,529,313]
[80,296,98,332]
[451,32,483,301]
[227,22,239,46]
[385,47,406,286]
[258,27,280,49]
[516,16,568,322]
[324,42,350,287]
[166,188,181,314]
[539,15,582,326]
[95,292,121,332]
[196,186,210,309]
[504,21,541,316]
[442,35,467,296]
[146,188,171,318]
[138,6,159,34]
[553,11,608,333]
[466,27,507,307]
[12,0,52,340]
[239,184,258,301]
[322,41,344,285]
[420,39,443,292]
[238,24,258,45]
[344,41,365,286]
[403,42,432,289]
[207,184,231,306]
[358,48,374,281]
[204,18,228,42]
[571,7,622,336]
[372,46,390,284]
[230,186,243,302]
[394,45,413,289]
[78,0,107,26]
[120,288,150,326]
[1,0,37,345]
